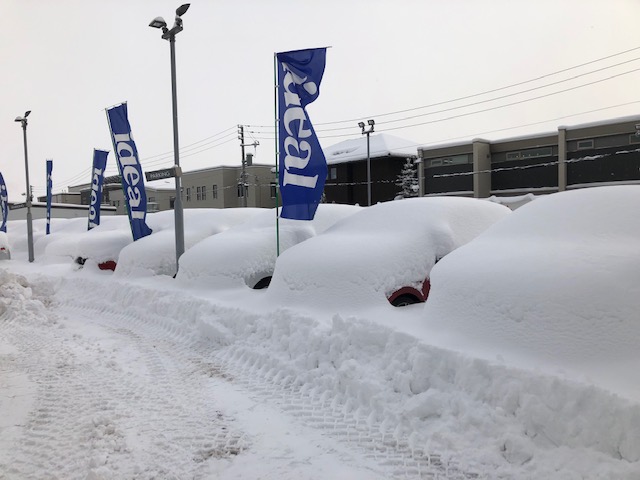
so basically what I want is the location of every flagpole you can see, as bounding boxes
[274,52,280,257]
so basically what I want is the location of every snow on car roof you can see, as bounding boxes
[176,204,361,288]
[422,185,640,400]
[267,196,511,314]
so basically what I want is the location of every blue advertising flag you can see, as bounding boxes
[46,160,53,235]
[0,172,7,233]
[277,48,327,220]
[106,103,152,241]
[88,149,109,231]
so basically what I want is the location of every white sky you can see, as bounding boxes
[2,0,639,202]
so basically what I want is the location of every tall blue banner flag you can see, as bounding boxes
[88,149,109,230]
[106,103,152,241]
[277,48,327,220]
[46,160,53,235]
[0,172,8,233]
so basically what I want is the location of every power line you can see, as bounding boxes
[139,125,237,161]
[316,46,640,126]
[137,132,238,168]
[51,47,640,191]
[48,99,640,192]
[314,101,640,163]
[55,129,238,189]
[372,67,640,134]
[372,60,640,128]
[305,66,640,141]
[246,45,640,130]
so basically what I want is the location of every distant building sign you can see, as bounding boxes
[145,166,180,182]
[9,203,27,210]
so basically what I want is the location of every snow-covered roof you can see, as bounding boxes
[323,133,418,165]
[560,113,640,130]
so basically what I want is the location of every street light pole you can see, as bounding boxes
[15,111,34,262]
[149,3,190,272]
[358,119,375,206]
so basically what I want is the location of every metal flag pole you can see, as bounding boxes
[274,52,280,257]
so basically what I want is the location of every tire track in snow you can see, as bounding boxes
[48,278,485,480]
[216,345,483,480]
[1,292,247,480]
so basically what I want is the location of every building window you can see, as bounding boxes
[577,139,594,150]
[196,186,201,201]
[237,184,245,197]
[148,196,155,203]
[186,187,191,202]
[504,147,553,162]
[270,182,277,198]
[201,186,206,201]
[212,184,218,199]
[329,167,337,180]
[427,154,469,168]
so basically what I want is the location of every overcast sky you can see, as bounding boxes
[2,0,639,202]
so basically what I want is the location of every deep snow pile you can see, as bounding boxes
[3,187,640,478]
[423,185,640,400]
[3,268,640,478]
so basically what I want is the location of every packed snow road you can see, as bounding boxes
[0,269,477,480]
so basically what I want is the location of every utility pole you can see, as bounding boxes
[15,110,34,262]
[238,125,247,207]
[238,125,259,207]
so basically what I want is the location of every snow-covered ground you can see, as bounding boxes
[1,189,640,479]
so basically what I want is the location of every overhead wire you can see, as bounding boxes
[246,60,640,138]
[50,46,640,191]
[245,45,640,130]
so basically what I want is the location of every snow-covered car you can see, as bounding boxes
[40,209,261,273]
[266,197,511,311]
[422,186,640,395]
[177,204,361,289]
[42,215,133,270]
[114,208,262,277]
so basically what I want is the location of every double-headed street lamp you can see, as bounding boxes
[358,119,375,206]
[14,110,34,263]
[149,3,190,272]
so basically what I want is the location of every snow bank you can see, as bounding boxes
[267,197,511,314]
[423,186,640,400]
[33,271,640,477]
[177,204,361,289]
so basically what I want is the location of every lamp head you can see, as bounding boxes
[15,110,30,122]
[367,119,375,126]
[176,4,190,17]
[149,16,168,29]
[358,122,365,129]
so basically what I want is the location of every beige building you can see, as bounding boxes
[69,163,277,215]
